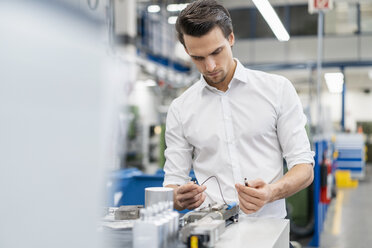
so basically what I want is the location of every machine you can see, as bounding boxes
[179,202,239,248]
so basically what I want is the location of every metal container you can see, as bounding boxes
[145,187,173,208]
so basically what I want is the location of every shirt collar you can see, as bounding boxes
[199,58,246,92]
[233,59,247,84]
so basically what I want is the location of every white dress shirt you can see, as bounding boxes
[163,59,314,218]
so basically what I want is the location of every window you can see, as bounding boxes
[230,8,253,39]
[230,7,286,39]
[290,5,317,36]
[361,2,372,33]
[325,2,358,35]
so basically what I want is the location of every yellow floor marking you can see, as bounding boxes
[332,189,344,235]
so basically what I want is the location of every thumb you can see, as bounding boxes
[248,178,266,188]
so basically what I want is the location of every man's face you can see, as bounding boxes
[183,27,235,87]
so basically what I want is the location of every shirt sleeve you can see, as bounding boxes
[162,101,193,186]
[277,78,315,170]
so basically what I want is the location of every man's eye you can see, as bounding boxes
[212,49,222,55]
[193,57,203,61]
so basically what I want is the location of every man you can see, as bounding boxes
[163,0,314,219]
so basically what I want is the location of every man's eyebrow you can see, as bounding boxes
[190,46,224,59]
[210,46,223,54]
[191,55,204,59]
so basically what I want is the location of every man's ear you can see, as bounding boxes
[228,32,235,47]
[184,46,189,55]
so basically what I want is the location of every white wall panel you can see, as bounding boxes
[361,35,372,60]
[287,37,318,62]
[234,41,254,64]
[299,90,372,132]
[252,39,288,63]
[324,36,359,61]
[235,35,372,65]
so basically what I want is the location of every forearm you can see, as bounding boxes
[269,163,314,202]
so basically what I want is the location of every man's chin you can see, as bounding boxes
[206,76,225,85]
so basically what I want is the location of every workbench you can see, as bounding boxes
[103,216,289,248]
[216,216,289,248]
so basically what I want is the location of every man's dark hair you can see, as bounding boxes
[176,0,233,47]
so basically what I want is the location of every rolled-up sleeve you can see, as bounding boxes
[162,101,193,186]
[277,79,315,170]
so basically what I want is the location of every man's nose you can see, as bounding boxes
[205,57,216,72]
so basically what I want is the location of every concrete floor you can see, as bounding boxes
[319,164,372,248]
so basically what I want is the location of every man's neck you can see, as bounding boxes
[207,59,237,92]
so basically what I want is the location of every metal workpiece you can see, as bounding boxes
[114,205,143,220]
[145,187,174,208]
[179,202,239,247]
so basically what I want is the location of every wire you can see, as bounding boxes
[200,175,228,205]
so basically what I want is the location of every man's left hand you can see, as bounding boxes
[235,179,273,214]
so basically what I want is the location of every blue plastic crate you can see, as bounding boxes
[107,168,196,213]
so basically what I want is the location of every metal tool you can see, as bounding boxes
[244,177,249,187]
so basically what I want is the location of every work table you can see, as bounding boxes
[216,216,289,248]
[103,215,289,248]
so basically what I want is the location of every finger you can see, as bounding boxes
[247,178,265,188]
[236,183,259,198]
[237,185,265,200]
[188,193,206,210]
[238,197,256,214]
[235,183,245,192]
[198,185,207,193]
[238,194,259,210]
[238,195,259,214]
[177,182,199,194]
[177,185,206,202]
[180,192,203,206]
[177,188,199,202]
[239,203,256,214]
[237,189,264,206]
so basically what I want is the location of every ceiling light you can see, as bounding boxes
[168,16,178,24]
[325,72,344,93]
[167,3,188,12]
[147,5,160,13]
[251,0,290,41]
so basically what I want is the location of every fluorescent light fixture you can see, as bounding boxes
[168,16,178,24]
[147,5,160,13]
[167,3,188,12]
[251,0,290,41]
[325,72,344,93]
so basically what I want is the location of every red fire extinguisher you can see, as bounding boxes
[320,151,332,204]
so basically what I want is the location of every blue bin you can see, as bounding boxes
[107,168,196,211]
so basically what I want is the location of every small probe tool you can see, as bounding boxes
[244,178,249,187]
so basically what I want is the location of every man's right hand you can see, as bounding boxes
[166,182,207,211]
